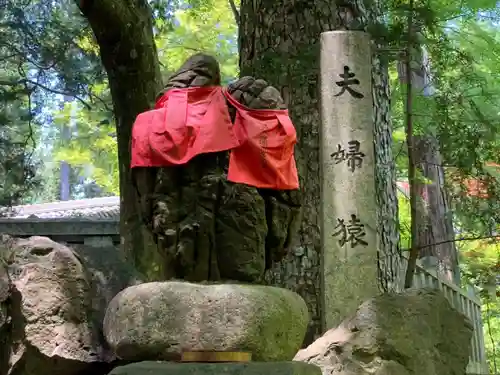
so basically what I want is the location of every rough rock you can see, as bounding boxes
[294,288,473,375]
[132,53,301,283]
[0,254,11,375]
[0,256,10,327]
[109,361,322,375]
[156,53,222,97]
[0,235,142,375]
[103,281,309,362]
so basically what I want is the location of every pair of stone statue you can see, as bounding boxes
[132,54,301,283]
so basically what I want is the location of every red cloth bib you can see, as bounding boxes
[222,89,299,190]
[130,86,238,167]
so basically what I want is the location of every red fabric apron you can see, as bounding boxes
[222,89,299,190]
[130,86,238,167]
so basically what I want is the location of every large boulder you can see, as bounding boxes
[103,281,309,361]
[0,259,11,375]
[0,235,142,375]
[0,258,10,329]
[294,288,473,375]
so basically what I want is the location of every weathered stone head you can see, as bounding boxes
[156,53,221,99]
[132,54,301,283]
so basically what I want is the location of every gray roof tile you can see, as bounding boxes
[5,196,120,220]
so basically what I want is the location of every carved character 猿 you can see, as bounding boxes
[332,214,368,248]
[330,140,365,172]
[334,65,364,99]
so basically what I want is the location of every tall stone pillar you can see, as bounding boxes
[319,31,378,330]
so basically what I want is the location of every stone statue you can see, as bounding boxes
[132,54,301,283]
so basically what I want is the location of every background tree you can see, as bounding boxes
[392,4,500,369]
[0,0,109,205]
[50,0,239,197]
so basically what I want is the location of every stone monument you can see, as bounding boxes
[319,31,379,330]
[132,54,302,284]
[106,54,315,375]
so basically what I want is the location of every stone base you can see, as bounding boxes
[104,282,309,361]
[108,361,321,375]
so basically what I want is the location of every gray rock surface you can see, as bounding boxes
[0,256,11,375]
[294,288,473,375]
[0,235,141,375]
[0,257,10,328]
[104,281,309,362]
[109,361,322,375]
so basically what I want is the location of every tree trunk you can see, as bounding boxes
[239,0,400,341]
[397,37,460,285]
[414,135,460,284]
[75,0,163,276]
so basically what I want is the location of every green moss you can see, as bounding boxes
[239,285,309,361]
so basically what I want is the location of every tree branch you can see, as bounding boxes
[401,234,500,252]
[403,0,417,289]
[25,79,92,109]
[72,0,163,266]
[0,80,27,88]
[74,0,143,44]
[228,0,240,26]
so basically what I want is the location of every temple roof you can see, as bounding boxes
[5,196,120,221]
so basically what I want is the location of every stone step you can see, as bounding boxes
[108,361,320,375]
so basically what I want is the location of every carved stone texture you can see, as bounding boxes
[104,281,309,361]
[156,53,221,99]
[132,54,301,283]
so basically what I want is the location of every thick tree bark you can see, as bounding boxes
[397,36,460,285]
[239,0,401,341]
[75,0,163,276]
[414,135,460,284]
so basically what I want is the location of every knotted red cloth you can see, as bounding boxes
[222,88,299,190]
[130,86,237,167]
[130,86,299,190]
